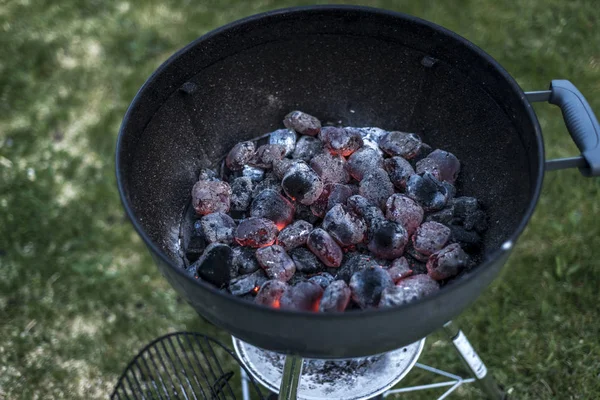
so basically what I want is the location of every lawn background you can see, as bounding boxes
[1,0,599,398]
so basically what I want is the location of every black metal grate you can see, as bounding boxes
[112,332,266,400]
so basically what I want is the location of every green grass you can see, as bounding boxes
[1,0,599,398]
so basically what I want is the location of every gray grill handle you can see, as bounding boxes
[526,80,600,176]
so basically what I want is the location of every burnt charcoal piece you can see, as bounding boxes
[367,220,408,260]
[269,129,297,156]
[336,252,380,283]
[405,242,429,262]
[251,173,282,197]
[347,195,385,229]
[318,126,363,156]
[200,212,236,244]
[242,165,265,183]
[415,149,460,184]
[412,221,451,257]
[308,272,335,288]
[294,203,320,224]
[283,110,321,136]
[309,185,331,218]
[307,228,343,268]
[448,224,482,252]
[280,281,324,311]
[310,152,350,184]
[198,168,219,181]
[281,163,324,205]
[385,194,424,236]
[319,280,351,312]
[192,180,231,215]
[229,269,268,296]
[383,156,415,190]
[359,169,395,209]
[412,142,433,163]
[379,131,423,159]
[234,217,278,248]
[386,257,413,283]
[350,127,387,155]
[453,197,488,233]
[277,220,313,250]
[255,245,296,282]
[249,144,286,169]
[349,266,394,309]
[405,172,449,211]
[255,280,289,308]
[193,243,232,288]
[250,189,294,229]
[379,275,439,307]
[288,272,309,286]
[326,184,355,213]
[273,158,303,180]
[346,147,384,181]
[425,206,455,225]
[290,247,324,273]
[231,247,259,275]
[226,141,255,171]
[185,231,206,263]
[230,177,253,212]
[427,243,470,281]
[292,136,324,161]
[322,204,366,247]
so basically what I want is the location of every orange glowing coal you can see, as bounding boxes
[272,299,281,309]
[252,286,260,294]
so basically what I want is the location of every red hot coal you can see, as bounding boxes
[185,110,488,312]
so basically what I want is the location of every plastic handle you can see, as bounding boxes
[548,80,600,176]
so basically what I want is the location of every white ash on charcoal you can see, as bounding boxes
[199,212,236,244]
[284,110,321,136]
[256,245,296,282]
[184,110,489,311]
[292,136,324,161]
[379,274,439,308]
[319,126,363,156]
[308,272,335,289]
[277,220,313,251]
[268,128,297,156]
[310,151,350,184]
[319,280,351,312]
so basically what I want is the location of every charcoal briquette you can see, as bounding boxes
[255,280,290,308]
[385,194,424,236]
[277,220,313,251]
[230,176,253,212]
[346,147,384,181]
[427,243,469,281]
[193,243,232,288]
[326,183,356,213]
[405,172,449,211]
[386,257,413,283]
[367,220,408,260]
[379,275,439,308]
[359,169,394,210]
[308,272,335,289]
[289,247,324,273]
[250,189,294,229]
[322,204,366,247]
[280,281,324,311]
[412,221,451,257]
[229,269,268,296]
[200,212,236,244]
[292,136,324,161]
[415,149,460,184]
[307,228,343,268]
[347,195,385,230]
[383,156,415,190]
[319,280,351,312]
[249,144,286,169]
[281,163,324,205]
[231,246,260,275]
[310,151,350,184]
[242,165,265,183]
[349,266,394,309]
[269,128,297,156]
[226,141,255,171]
[283,110,321,136]
[336,252,379,283]
[192,180,231,215]
[379,131,423,159]
[255,245,296,282]
[234,217,278,248]
[318,126,363,156]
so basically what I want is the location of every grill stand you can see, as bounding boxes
[241,320,505,400]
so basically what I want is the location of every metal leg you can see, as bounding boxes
[443,321,506,400]
[279,355,303,400]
